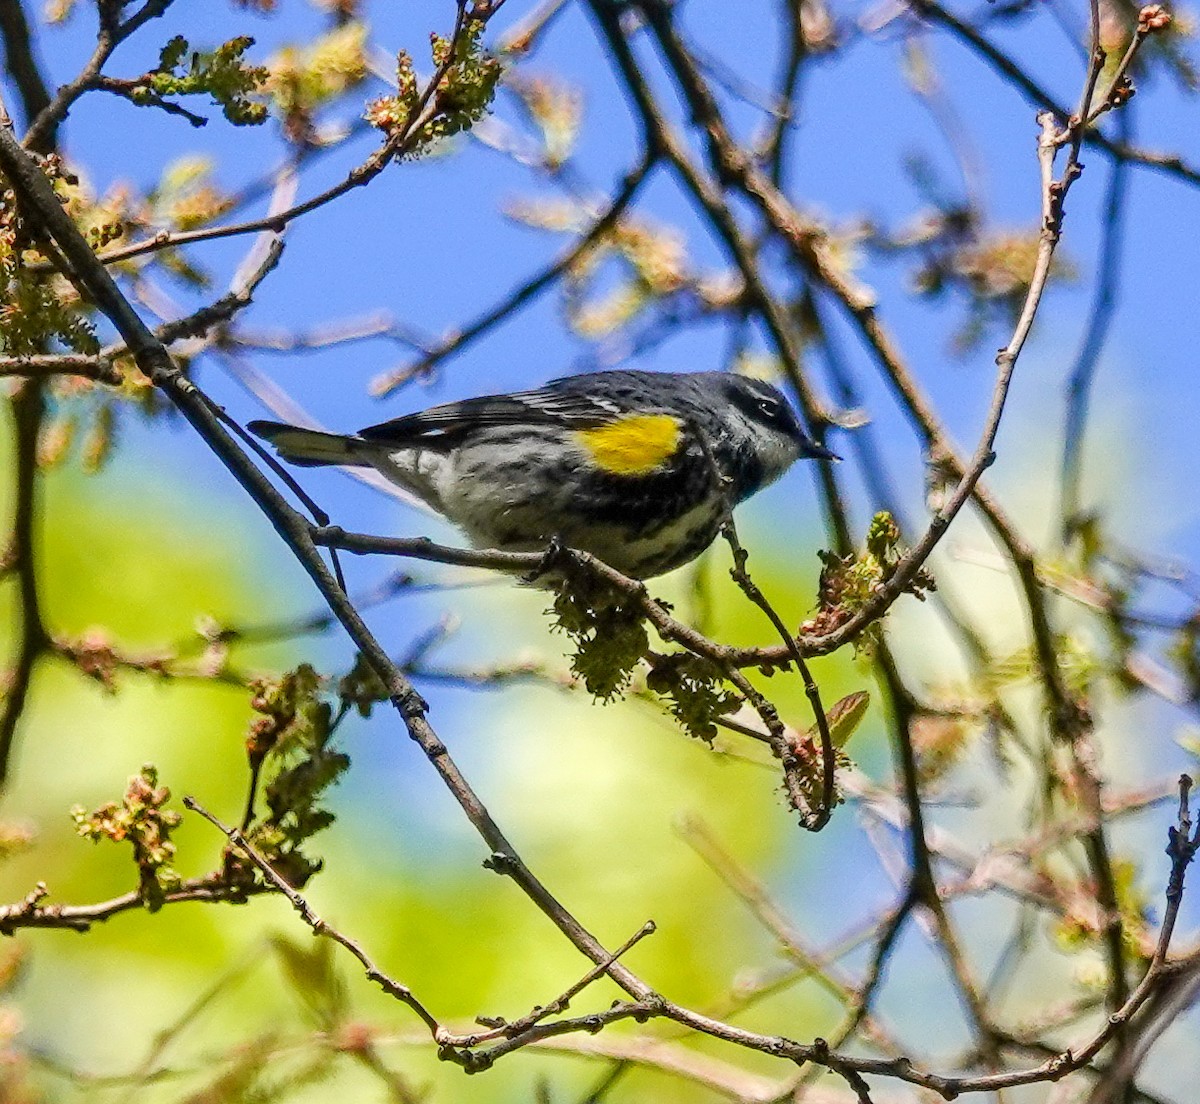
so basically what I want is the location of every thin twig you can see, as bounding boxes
[1060,109,1132,536]
[910,0,1200,191]
[0,876,269,934]
[184,795,442,1034]
[720,518,838,829]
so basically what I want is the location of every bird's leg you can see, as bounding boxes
[524,533,570,584]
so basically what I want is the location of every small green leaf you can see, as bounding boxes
[71,764,182,909]
[810,690,870,749]
[158,34,188,72]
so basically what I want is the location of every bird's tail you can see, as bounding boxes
[248,420,369,468]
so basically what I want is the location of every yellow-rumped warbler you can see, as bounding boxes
[249,370,837,579]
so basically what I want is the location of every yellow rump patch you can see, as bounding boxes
[574,414,682,476]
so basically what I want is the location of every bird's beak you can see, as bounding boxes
[804,440,841,462]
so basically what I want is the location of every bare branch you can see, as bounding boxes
[0,875,269,934]
[0,353,121,383]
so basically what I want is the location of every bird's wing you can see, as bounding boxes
[357,385,628,446]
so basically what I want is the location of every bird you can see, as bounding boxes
[249,369,837,580]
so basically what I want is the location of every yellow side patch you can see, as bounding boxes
[574,414,682,475]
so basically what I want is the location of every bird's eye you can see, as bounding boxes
[757,396,779,418]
